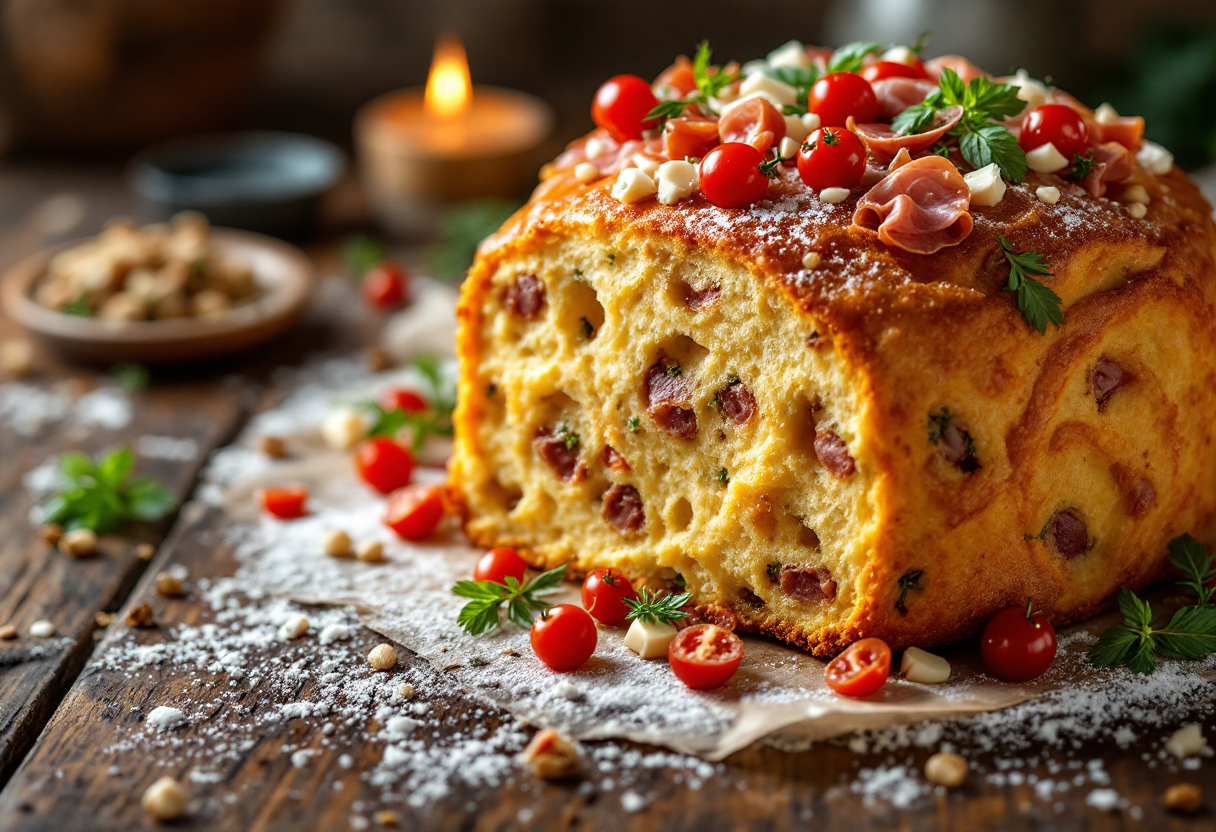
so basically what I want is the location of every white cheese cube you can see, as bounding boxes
[881,46,919,66]
[1008,69,1049,112]
[656,160,698,205]
[1025,142,1069,174]
[632,154,661,177]
[802,251,821,270]
[900,646,951,683]
[1093,102,1120,125]
[1165,723,1212,759]
[321,407,371,450]
[612,169,657,205]
[801,113,821,133]
[1126,202,1147,219]
[738,74,798,108]
[574,163,600,184]
[1122,184,1149,204]
[783,115,810,144]
[1035,185,1061,205]
[819,187,851,204]
[1137,141,1174,176]
[779,136,802,161]
[584,137,611,160]
[963,162,1006,207]
[623,619,678,659]
[767,40,811,70]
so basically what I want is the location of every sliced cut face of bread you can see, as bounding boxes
[451,157,1216,657]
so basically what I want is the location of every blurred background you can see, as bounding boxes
[1,0,1215,279]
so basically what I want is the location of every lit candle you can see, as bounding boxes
[355,35,555,234]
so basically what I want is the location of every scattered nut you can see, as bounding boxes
[321,408,370,451]
[125,603,156,628]
[142,776,187,821]
[322,529,353,558]
[521,728,581,780]
[278,614,310,640]
[356,539,384,563]
[257,435,287,458]
[802,251,821,270]
[0,624,17,640]
[135,543,156,561]
[1164,783,1203,814]
[29,620,56,638]
[364,346,394,372]
[155,572,184,597]
[39,523,64,546]
[0,339,36,377]
[397,683,416,700]
[368,643,398,671]
[374,809,399,826]
[59,527,98,558]
[924,752,968,789]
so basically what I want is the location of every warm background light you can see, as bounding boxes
[424,35,472,119]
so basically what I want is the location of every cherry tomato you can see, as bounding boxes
[825,637,892,698]
[592,74,659,142]
[355,437,415,494]
[860,60,928,84]
[258,485,308,519]
[383,483,445,541]
[474,547,528,585]
[531,604,598,671]
[1019,104,1089,158]
[808,72,879,127]
[378,387,429,414]
[362,261,409,309]
[668,624,744,690]
[581,568,638,627]
[699,142,770,209]
[797,127,867,191]
[980,602,1057,682]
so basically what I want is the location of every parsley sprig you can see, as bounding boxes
[452,564,568,635]
[360,355,456,452]
[42,447,176,533]
[624,588,693,625]
[998,236,1064,334]
[1089,535,1216,674]
[892,69,1027,182]
[647,41,738,125]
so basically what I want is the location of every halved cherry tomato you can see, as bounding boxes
[1019,104,1089,158]
[980,603,1057,682]
[699,142,771,209]
[718,97,786,155]
[355,437,415,494]
[655,56,697,97]
[362,262,409,309]
[531,604,598,671]
[825,637,892,698]
[258,485,308,519]
[664,117,721,162]
[474,547,528,585]
[592,74,659,142]
[378,388,428,414]
[860,60,928,84]
[383,483,445,541]
[581,568,637,627]
[669,624,743,690]
[797,127,867,191]
[809,72,879,126]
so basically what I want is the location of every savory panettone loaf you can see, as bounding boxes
[449,41,1216,656]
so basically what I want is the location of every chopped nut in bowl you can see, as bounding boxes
[1,216,312,365]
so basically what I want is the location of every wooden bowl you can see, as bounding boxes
[1,229,313,365]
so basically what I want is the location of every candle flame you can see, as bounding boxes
[425,35,472,119]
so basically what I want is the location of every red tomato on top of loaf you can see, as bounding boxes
[797,127,867,191]
[699,142,771,209]
[592,75,659,142]
[1019,104,1089,158]
[809,72,879,126]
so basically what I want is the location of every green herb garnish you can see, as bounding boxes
[715,467,729,484]
[42,447,176,533]
[895,569,925,616]
[61,297,93,317]
[452,564,568,635]
[646,41,739,125]
[426,199,521,281]
[626,416,640,433]
[343,235,384,279]
[109,362,150,392]
[361,355,456,451]
[826,41,883,74]
[666,363,682,378]
[998,236,1063,334]
[557,422,580,450]
[766,563,782,582]
[1070,152,1097,180]
[624,588,693,625]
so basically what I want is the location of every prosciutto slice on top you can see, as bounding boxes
[855,105,964,159]
[871,77,940,120]
[852,155,974,254]
[924,55,990,83]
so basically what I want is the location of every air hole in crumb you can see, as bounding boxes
[797,523,820,549]
[677,281,722,312]
[670,497,693,532]
[657,334,710,374]
[488,477,523,512]
[566,278,604,341]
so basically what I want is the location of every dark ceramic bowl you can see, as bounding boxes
[130,132,345,238]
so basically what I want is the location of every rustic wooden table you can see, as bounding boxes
[0,163,1211,831]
